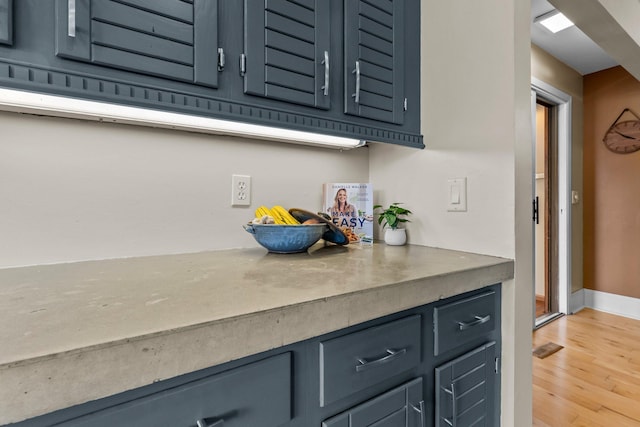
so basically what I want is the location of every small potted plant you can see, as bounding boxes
[373,202,412,245]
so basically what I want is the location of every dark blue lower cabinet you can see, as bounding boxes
[6,285,501,427]
[319,315,422,407]
[322,378,424,427]
[435,342,498,427]
[59,352,292,427]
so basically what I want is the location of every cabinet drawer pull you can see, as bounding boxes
[411,400,426,427]
[196,418,224,427]
[321,50,329,96]
[67,0,76,37]
[457,314,490,331]
[352,60,361,103]
[355,348,407,372]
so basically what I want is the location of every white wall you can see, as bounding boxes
[369,1,532,425]
[0,112,369,267]
[370,3,516,258]
[0,1,532,425]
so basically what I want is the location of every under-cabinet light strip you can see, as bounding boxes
[0,88,366,150]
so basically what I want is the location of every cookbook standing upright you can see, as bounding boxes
[322,183,373,243]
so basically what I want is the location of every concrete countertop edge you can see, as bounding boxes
[0,256,514,424]
[1,260,513,369]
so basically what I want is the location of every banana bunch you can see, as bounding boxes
[253,205,300,225]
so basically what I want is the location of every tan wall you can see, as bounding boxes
[531,44,584,293]
[583,66,640,299]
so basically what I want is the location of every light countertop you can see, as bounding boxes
[0,243,513,424]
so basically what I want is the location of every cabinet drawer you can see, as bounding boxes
[319,315,421,407]
[61,352,292,427]
[434,290,497,356]
[321,377,424,427]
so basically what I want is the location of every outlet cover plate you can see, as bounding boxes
[232,174,251,206]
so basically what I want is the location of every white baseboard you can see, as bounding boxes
[570,289,585,314]
[583,289,640,320]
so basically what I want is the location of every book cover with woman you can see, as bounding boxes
[323,183,373,242]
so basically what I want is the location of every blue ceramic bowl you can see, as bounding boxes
[243,223,328,253]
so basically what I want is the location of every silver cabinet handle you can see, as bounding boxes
[411,400,426,427]
[196,419,224,427]
[457,314,491,331]
[239,53,246,76]
[443,383,457,427]
[68,0,76,37]
[355,348,406,372]
[218,47,225,72]
[321,51,329,96]
[352,60,360,103]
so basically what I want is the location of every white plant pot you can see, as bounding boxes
[384,228,407,246]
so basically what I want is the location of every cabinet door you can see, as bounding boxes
[435,342,498,427]
[344,0,405,125]
[55,0,220,88]
[244,0,331,109]
[0,0,12,46]
[344,0,405,124]
[322,377,424,427]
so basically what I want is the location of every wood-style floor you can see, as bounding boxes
[536,297,546,318]
[533,308,640,426]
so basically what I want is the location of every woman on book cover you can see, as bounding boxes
[330,188,357,218]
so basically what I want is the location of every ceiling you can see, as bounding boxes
[530,0,618,75]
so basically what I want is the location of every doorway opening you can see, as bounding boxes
[531,78,572,329]
[534,101,559,323]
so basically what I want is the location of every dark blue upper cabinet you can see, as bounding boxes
[244,0,331,109]
[0,1,422,148]
[55,0,220,88]
[0,0,12,46]
[344,0,405,125]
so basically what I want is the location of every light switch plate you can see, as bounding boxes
[447,178,467,212]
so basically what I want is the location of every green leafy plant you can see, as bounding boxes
[373,203,412,230]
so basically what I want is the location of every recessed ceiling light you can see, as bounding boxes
[536,10,575,33]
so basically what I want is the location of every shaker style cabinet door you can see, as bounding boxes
[344,0,405,125]
[243,0,331,109]
[0,0,12,46]
[54,0,220,88]
[322,378,425,427]
[435,342,498,427]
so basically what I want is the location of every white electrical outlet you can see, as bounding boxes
[231,174,251,206]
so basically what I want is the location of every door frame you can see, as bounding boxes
[531,77,572,318]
